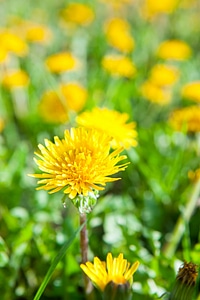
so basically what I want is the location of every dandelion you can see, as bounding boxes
[169,261,198,300]
[38,90,69,124]
[45,52,77,74]
[80,252,139,292]
[140,80,172,105]
[25,22,52,44]
[1,69,29,89]
[29,127,128,201]
[102,54,136,78]
[0,30,28,57]
[141,0,179,18]
[169,106,200,132]
[149,64,179,86]
[105,18,135,53]
[60,3,94,26]
[157,39,192,60]
[181,81,200,103]
[60,82,87,112]
[0,48,9,64]
[76,107,137,149]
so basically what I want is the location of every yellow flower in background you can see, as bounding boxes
[25,22,52,44]
[0,30,28,57]
[141,0,179,18]
[188,168,200,182]
[45,52,77,74]
[157,40,192,60]
[141,80,172,105]
[29,127,128,199]
[80,253,139,291]
[60,82,87,112]
[60,3,94,26]
[169,106,200,132]
[102,54,136,78]
[39,90,68,124]
[0,48,8,64]
[0,118,5,133]
[150,64,179,86]
[181,81,200,103]
[105,18,135,53]
[76,107,137,149]
[1,69,29,89]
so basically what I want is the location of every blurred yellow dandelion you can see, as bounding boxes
[142,0,179,18]
[80,252,139,291]
[105,18,135,53]
[102,54,136,78]
[60,82,87,112]
[29,127,128,199]
[25,22,52,44]
[61,3,94,26]
[45,52,77,74]
[39,90,68,124]
[76,107,137,149]
[181,81,200,103]
[150,64,179,86]
[0,30,28,57]
[169,106,200,132]
[141,80,172,105]
[157,39,192,60]
[1,69,29,89]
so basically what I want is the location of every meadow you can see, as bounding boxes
[0,0,200,299]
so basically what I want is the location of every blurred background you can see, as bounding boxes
[0,0,200,299]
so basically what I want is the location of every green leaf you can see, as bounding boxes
[33,223,85,300]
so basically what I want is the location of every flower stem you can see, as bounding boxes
[163,179,200,258]
[80,213,94,299]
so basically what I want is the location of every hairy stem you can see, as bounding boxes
[80,213,94,299]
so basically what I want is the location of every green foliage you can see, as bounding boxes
[0,0,200,299]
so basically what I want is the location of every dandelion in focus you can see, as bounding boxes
[102,54,136,78]
[169,106,200,132]
[181,81,200,103]
[29,127,128,203]
[157,39,192,60]
[80,252,139,292]
[76,107,137,149]
[45,52,77,74]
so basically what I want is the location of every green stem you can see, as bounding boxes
[80,213,94,299]
[163,179,200,258]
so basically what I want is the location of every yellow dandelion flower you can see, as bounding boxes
[25,22,52,44]
[29,127,128,200]
[0,30,28,57]
[169,106,200,132]
[60,3,94,26]
[0,48,9,64]
[181,81,200,103]
[157,39,192,61]
[80,252,139,291]
[39,90,68,124]
[188,169,200,182]
[150,64,179,86]
[1,69,29,89]
[60,82,87,112]
[45,52,77,74]
[141,0,179,18]
[105,18,135,53]
[76,107,137,149]
[141,80,172,105]
[102,54,136,78]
